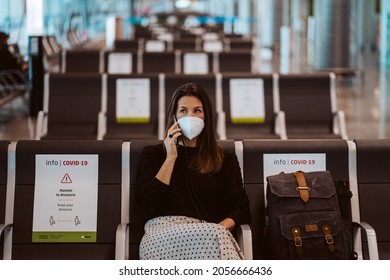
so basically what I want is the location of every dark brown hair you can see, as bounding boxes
[166,82,223,173]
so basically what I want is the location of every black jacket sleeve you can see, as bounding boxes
[135,145,173,214]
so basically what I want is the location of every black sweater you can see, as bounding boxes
[135,144,252,226]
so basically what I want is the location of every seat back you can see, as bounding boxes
[354,139,390,259]
[61,49,103,73]
[43,73,102,140]
[113,39,142,52]
[277,73,340,138]
[7,140,122,259]
[217,51,253,73]
[226,38,254,51]
[102,73,161,140]
[221,73,279,140]
[241,139,351,259]
[128,139,162,259]
[140,51,177,73]
[172,38,200,52]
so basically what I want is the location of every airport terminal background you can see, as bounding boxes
[1,0,390,261]
[0,0,389,141]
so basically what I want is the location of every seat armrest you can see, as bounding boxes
[158,112,165,140]
[0,223,13,260]
[274,110,287,139]
[35,110,48,140]
[115,223,129,260]
[352,221,379,260]
[236,224,253,260]
[217,110,227,140]
[0,223,13,238]
[333,110,348,140]
[97,111,107,140]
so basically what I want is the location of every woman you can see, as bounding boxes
[135,82,251,260]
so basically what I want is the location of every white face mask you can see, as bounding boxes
[177,116,205,140]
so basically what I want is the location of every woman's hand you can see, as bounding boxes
[164,122,182,159]
[219,218,236,231]
[155,122,182,186]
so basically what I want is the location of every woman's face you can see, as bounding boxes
[175,95,204,120]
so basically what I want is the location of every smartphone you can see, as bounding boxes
[173,116,180,145]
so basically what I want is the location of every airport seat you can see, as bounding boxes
[133,25,153,39]
[218,73,286,140]
[61,49,103,73]
[139,51,178,73]
[0,70,30,108]
[216,50,254,73]
[42,36,61,69]
[276,72,348,139]
[0,140,9,260]
[0,140,125,259]
[98,73,162,140]
[225,37,254,51]
[35,73,102,140]
[47,35,62,55]
[172,38,201,52]
[128,139,162,260]
[128,139,252,260]
[354,139,390,259]
[240,139,378,260]
[113,39,143,52]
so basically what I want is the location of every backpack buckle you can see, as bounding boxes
[323,225,335,253]
[292,227,303,255]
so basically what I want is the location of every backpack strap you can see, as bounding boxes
[292,227,303,255]
[323,224,335,253]
[293,171,310,203]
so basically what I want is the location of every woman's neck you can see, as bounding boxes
[180,137,197,147]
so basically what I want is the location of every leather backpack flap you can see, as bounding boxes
[267,171,336,200]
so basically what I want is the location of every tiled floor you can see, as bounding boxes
[0,45,387,141]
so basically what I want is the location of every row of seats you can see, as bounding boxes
[130,22,233,41]
[113,37,254,53]
[60,49,254,74]
[0,70,29,108]
[0,138,386,259]
[35,72,347,141]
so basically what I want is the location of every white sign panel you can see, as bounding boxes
[157,33,173,42]
[203,40,223,52]
[263,153,326,206]
[230,79,265,123]
[33,154,99,242]
[263,153,326,184]
[108,53,133,74]
[116,78,150,123]
[203,32,219,41]
[145,40,166,52]
[184,53,209,74]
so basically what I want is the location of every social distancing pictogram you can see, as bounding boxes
[61,173,72,184]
